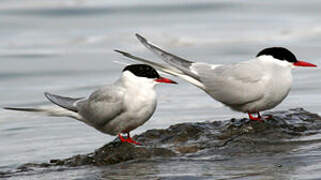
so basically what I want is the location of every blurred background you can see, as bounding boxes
[0,0,320,179]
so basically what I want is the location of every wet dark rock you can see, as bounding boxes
[4,108,321,177]
[49,142,176,167]
[0,171,9,179]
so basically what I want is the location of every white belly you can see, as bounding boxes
[235,68,293,113]
[102,88,157,135]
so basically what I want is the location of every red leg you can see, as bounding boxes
[248,112,263,121]
[118,134,127,142]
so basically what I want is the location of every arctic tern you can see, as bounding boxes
[115,34,317,121]
[4,64,177,144]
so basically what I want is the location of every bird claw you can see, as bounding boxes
[125,137,141,145]
[249,116,263,121]
[248,113,263,122]
[248,113,272,122]
[118,134,141,145]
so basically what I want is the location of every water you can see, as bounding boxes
[0,0,320,179]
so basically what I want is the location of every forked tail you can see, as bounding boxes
[3,92,85,120]
[3,106,83,120]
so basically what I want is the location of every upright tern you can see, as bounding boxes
[4,64,177,144]
[115,34,317,121]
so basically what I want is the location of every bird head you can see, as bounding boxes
[122,64,177,86]
[256,47,317,68]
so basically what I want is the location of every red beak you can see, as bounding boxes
[155,77,177,84]
[294,60,317,67]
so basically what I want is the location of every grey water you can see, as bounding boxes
[0,0,320,179]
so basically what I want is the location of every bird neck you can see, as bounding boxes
[258,55,293,70]
[120,71,156,91]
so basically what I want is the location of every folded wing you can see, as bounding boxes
[194,61,266,106]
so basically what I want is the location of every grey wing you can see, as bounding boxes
[194,61,266,106]
[135,33,200,80]
[77,84,125,126]
[44,92,84,112]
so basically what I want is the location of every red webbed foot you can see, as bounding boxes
[247,112,272,122]
[248,112,263,122]
[125,136,141,145]
[118,133,141,145]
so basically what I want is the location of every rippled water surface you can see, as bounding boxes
[0,0,321,179]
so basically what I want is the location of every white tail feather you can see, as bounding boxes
[3,106,83,121]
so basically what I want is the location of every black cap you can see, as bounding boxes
[256,47,297,63]
[123,64,160,79]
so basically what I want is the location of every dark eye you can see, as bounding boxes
[123,64,160,79]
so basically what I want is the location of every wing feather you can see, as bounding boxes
[135,33,200,80]
[44,92,83,112]
[194,60,266,106]
[77,84,125,127]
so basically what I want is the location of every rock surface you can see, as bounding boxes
[2,108,321,177]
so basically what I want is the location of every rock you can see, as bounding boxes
[49,142,176,167]
[4,108,321,177]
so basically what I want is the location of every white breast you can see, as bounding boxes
[238,59,293,113]
[103,72,158,135]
